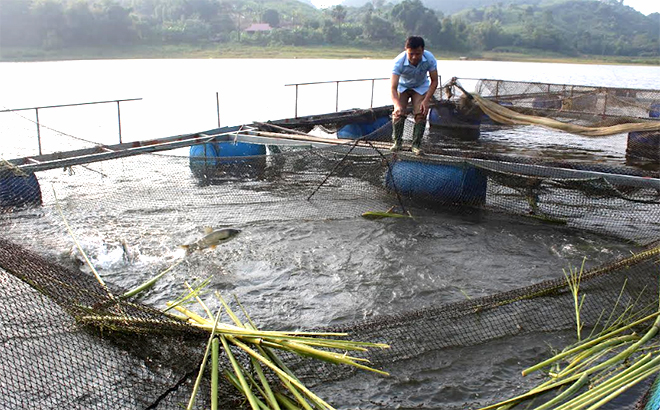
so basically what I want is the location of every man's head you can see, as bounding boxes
[405,36,425,66]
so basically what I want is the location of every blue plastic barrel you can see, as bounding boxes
[337,117,391,140]
[217,141,267,157]
[337,123,364,139]
[428,107,442,125]
[650,103,660,118]
[189,141,267,180]
[626,103,660,162]
[385,160,487,206]
[626,132,660,161]
[190,143,221,166]
[0,171,42,209]
[190,142,267,159]
[361,116,390,135]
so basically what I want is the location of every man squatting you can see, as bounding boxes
[390,36,439,155]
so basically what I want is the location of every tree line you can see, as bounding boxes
[0,0,657,57]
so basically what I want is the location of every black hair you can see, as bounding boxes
[405,36,425,49]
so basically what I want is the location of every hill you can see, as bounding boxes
[454,0,659,56]
[0,0,656,62]
[339,0,654,17]
[341,0,546,15]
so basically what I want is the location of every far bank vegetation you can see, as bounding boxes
[0,0,657,61]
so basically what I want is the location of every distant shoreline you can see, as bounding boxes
[1,44,658,66]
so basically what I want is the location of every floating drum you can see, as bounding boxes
[361,116,390,135]
[626,103,660,163]
[429,104,480,141]
[190,143,220,164]
[337,123,364,139]
[651,103,660,119]
[189,143,221,178]
[337,117,391,141]
[0,169,42,210]
[385,159,487,206]
[189,142,267,181]
[217,141,267,157]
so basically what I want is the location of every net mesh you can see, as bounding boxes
[471,79,660,124]
[2,78,660,409]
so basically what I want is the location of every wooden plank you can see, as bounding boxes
[238,130,392,151]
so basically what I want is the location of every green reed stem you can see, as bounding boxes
[187,308,222,410]
[211,337,219,410]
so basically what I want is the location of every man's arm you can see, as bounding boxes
[391,73,404,117]
[420,69,439,116]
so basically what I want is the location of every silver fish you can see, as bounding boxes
[181,227,241,255]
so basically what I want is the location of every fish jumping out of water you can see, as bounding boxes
[180,227,241,255]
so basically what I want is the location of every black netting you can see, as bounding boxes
[2,79,660,409]
[2,237,659,409]
[472,79,659,122]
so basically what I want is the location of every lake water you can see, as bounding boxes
[1,58,659,409]
[1,59,658,158]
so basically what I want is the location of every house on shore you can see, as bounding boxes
[244,23,272,34]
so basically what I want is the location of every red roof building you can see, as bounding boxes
[244,23,272,33]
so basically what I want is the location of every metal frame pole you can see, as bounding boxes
[216,92,221,127]
[117,101,123,144]
[1,98,140,155]
[35,108,42,155]
[439,75,442,100]
[370,79,375,108]
[336,81,339,112]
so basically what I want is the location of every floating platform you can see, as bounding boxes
[5,81,660,214]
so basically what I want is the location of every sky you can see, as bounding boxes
[309,0,660,15]
[623,0,660,15]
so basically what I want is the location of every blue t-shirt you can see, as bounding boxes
[392,50,438,94]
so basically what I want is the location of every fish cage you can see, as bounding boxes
[432,78,660,163]
[2,79,660,410]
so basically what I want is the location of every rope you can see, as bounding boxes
[475,94,660,136]
[306,138,361,201]
[0,159,28,177]
[365,141,409,216]
[447,79,660,137]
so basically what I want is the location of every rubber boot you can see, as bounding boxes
[411,121,425,155]
[390,119,404,152]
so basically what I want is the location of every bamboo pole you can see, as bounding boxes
[238,130,392,151]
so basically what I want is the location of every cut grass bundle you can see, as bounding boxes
[169,288,390,410]
[564,258,587,342]
[477,264,660,410]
